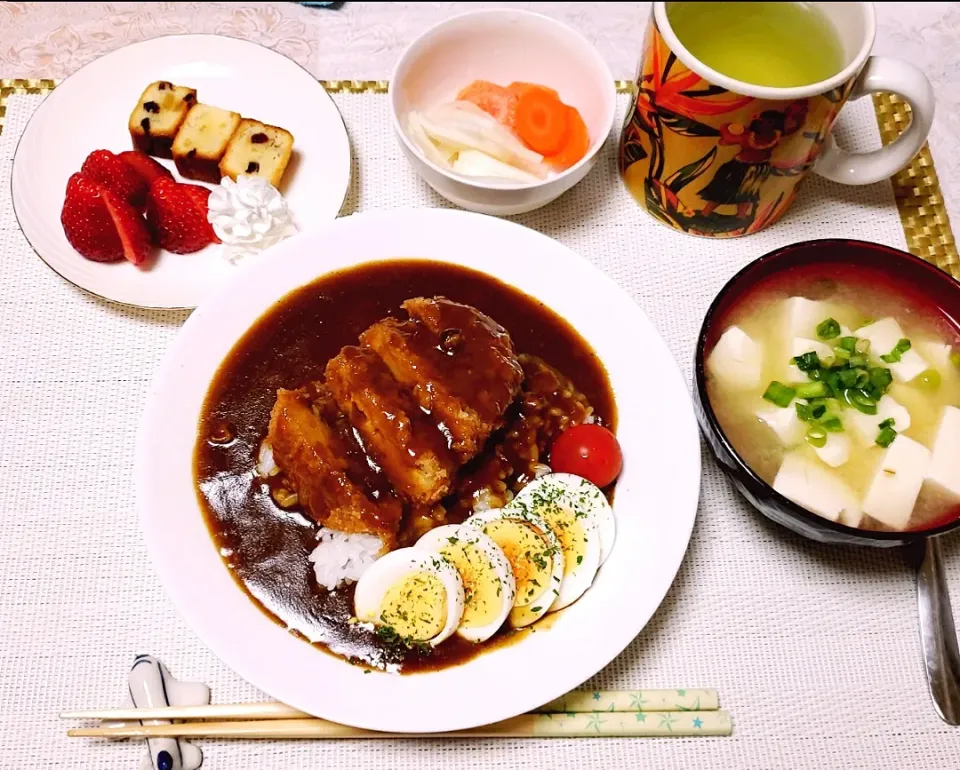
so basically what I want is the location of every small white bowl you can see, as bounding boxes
[390,9,616,216]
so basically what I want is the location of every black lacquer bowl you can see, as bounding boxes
[694,239,960,547]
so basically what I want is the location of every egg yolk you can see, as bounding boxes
[440,541,501,629]
[537,502,587,578]
[378,571,446,641]
[483,519,554,607]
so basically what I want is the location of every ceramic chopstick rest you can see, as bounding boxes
[116,654,210,770]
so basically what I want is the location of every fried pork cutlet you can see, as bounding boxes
[267,387,402,544]
[448,354,597,522]
[325,346,457,505]
[360,298,523,460]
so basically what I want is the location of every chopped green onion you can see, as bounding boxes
[806,426,827,448]
[816,318,841,340]
[838,368,859,388]
[792,351,822,373]
[795,402,812,421]
[811,404,827,419]
[838,336,858,352]
[880,338,912,363]
[843,388,878,415]
[823,370,840,395]
[855,370,870,389]
[822,416,844,432]
[878,417,895,429]
[833,347,852,361]
[848,354,868,368]
[855,338,871,355]
[868,367,893,394]
[795,381,827,399]
[763,381,796,408]
[917,368,941,389]
[876,426,897,448]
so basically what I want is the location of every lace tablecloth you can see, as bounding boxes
[1,67,959,770]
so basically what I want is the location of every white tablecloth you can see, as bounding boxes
[0,89,958,770]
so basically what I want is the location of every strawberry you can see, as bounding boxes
[145,177,218,254]
[81,149,150,210]
[61,172,152,265]
[118,150,174,184]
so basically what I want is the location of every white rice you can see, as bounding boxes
[308,527,383,591]
[472,488,496,513]
[532,462,552,479]
[255,440,279,478]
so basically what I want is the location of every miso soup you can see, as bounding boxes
[705,263,960,532]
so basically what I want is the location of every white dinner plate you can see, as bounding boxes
[11,34,350,309]
[135,208,701,733]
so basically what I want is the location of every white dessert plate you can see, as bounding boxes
[11,34,351,309]
[136,208,701,733]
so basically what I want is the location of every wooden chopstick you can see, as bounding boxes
[61,689,720,722]
[61,701,306,722]
[68,711,732,739]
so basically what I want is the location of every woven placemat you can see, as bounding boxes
[1,77,956,280]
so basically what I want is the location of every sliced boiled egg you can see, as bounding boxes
[353,547,464,646]
[463,508,564,628]
[511,473,616,562]
[508,473,614,610]
[415,524,516,643]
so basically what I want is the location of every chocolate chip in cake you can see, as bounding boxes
[251,133,268,144]
[140,117,151,132]
[143,101,160,114]
[184,92,196,102]
[159,81,173,91]
[187,148,197,158]
[246,161,260,173]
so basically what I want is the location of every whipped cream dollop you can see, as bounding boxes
[207,175,297,263]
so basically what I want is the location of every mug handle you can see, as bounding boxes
[814,56,935,186]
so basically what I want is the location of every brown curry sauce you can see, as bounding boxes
[195,260,615,672]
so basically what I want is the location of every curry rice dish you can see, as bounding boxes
[196,260,616,672]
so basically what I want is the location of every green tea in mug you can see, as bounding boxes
[666,2,845,88]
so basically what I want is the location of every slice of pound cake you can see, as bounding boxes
[171,103,242,184]
[219,119,295,188]
[128,81,198,158]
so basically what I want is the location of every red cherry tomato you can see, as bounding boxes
[549,424,622,488]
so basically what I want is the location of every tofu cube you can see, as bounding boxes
[839,503,864,528]
[784,297,835,339]
[862,435,932,529]
[846,395,911,445]
[917,340,952,371]
[756,405,804,446]
[773,452,861,525]
[814,432,851,468]
[855,318,929,383]
[926,406,960,499]
[788,337,835,380]
[707,326,763,390]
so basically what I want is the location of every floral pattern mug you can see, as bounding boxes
[619,2,935,237]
